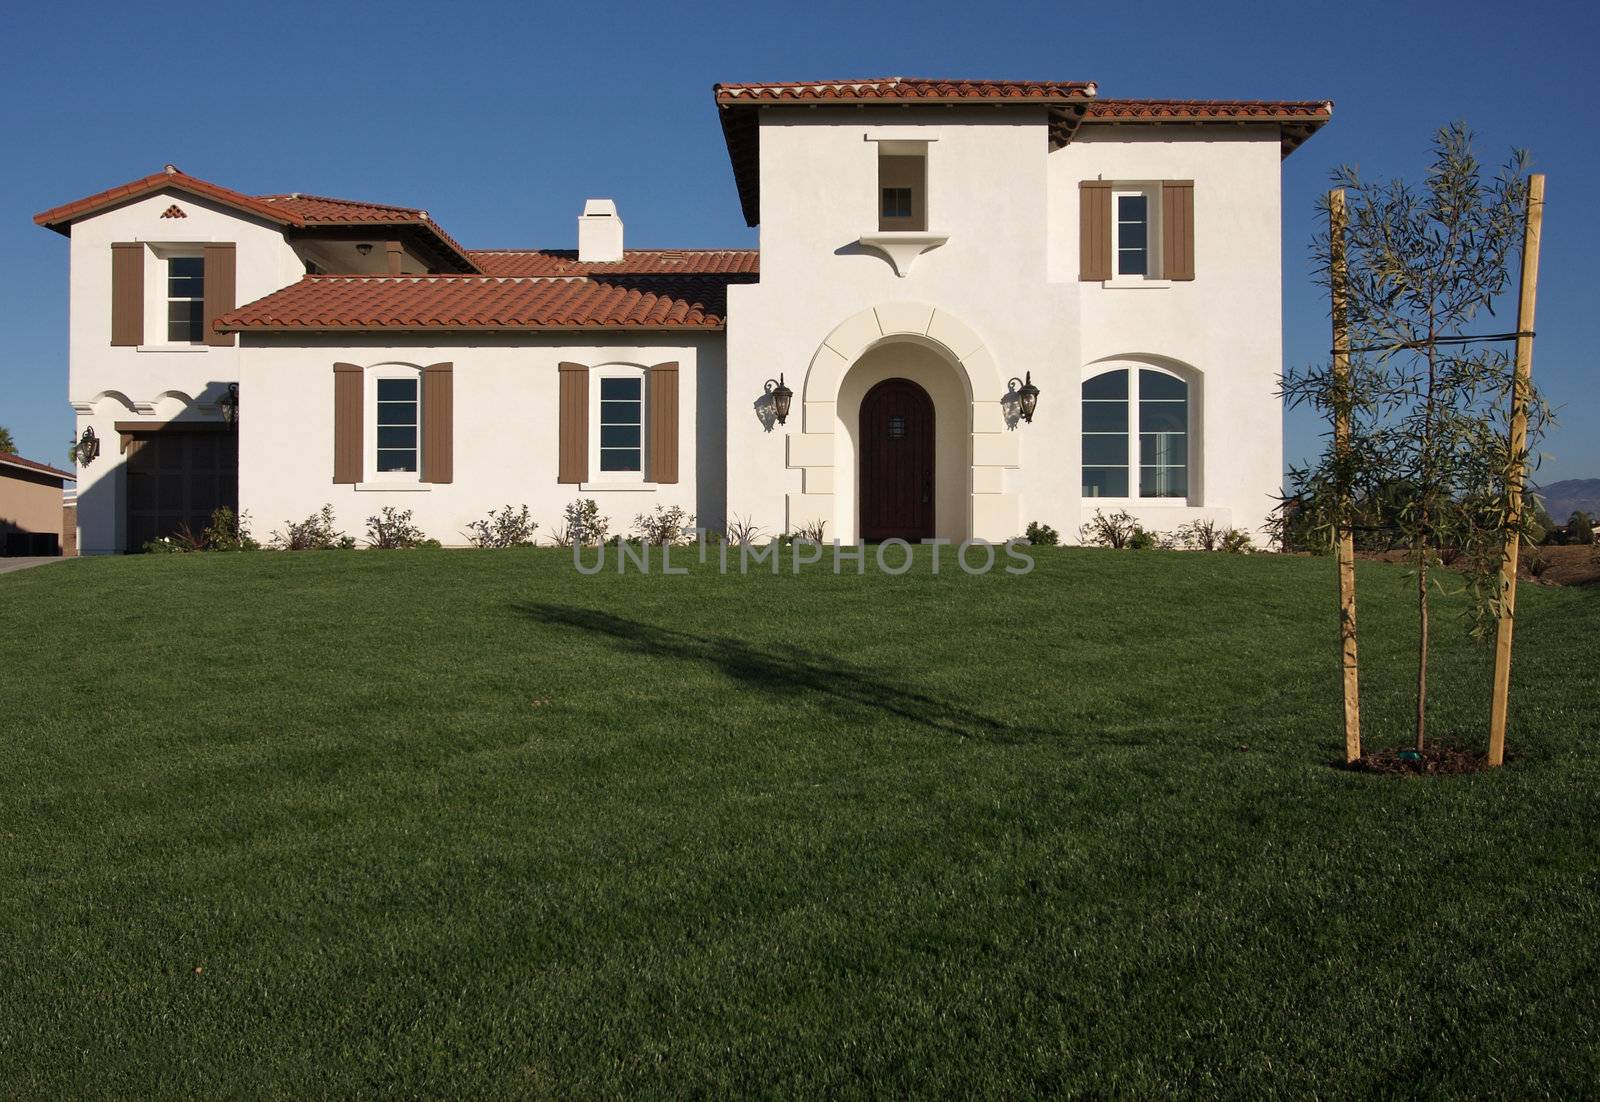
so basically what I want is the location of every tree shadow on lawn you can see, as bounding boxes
[511,601,1047,745]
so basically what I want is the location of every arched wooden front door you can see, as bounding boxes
[859,378,935,542]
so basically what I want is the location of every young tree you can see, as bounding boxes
[0,425,15,454]
[1284,124,1548,753]
[1569,511,1596,545]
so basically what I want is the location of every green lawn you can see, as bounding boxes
[2,548,1596,1097]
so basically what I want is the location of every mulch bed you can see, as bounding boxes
[1345,745,1501,776]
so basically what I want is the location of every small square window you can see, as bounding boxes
[881,188,913,220]
[887,415,907,440]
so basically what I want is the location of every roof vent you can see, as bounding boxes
[578,198,623,263]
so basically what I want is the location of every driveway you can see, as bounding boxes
[0,557,69,575]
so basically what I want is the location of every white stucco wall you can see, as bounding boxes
[727,109,1289,546]
[1050,126,1286,539]
[63,190,306,553]
[237,335,725,546]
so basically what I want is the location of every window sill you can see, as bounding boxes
[580,482,655,492]
[857,230,949,277]
[136,344,211,353]
[354,481,431,492]
[1101,278,1172,290]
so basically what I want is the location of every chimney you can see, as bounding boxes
[577,199,624,262]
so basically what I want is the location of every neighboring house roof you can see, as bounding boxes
[0,452,75,482]
[34,167,479,272]
[468,249,759,276]
[714,76,1333,225]
[215,273,754,332]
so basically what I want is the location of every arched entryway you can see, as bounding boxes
[859,378,935,541]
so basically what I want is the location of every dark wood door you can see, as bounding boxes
[859,378,934,542]
[124,429,238,552]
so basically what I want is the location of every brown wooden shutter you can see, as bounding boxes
[557,362,589,484]
[1078,182,1113,281]
[422,362,453,484]
[647,361,679,484]
[333,363,363,484]
[203,242,237,346]
[110,243,144,346]
[1161,180,1195,281]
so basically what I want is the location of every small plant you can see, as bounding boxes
[1127,527,1159,551]
[464,504,539,549]
[1220,528,1254,554]
[270,505,351,551]
[555,499,610,548]
[1024,521,1059,546]
[1174,518,1221,551]
[142,536,184,554]
[724,513,764,547]
[365,507,428,550]
[632,504,697,545]
[203,507,259,552]
[791,518,827,544]
[1078,509,1140,549]
[1523,546,1551,579]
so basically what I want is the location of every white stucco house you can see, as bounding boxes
[35,77,1330,553]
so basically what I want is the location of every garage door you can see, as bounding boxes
[124,429,238,552]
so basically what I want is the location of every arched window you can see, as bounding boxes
[1082,367,1189,499]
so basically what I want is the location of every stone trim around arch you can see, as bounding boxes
[786,303,1019,541]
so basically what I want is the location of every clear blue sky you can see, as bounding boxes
[2,0,1593,482]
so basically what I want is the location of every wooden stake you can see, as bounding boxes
[1330,188,1362,764]
[1488,174,1546,767]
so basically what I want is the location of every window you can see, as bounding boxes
[166,255,205,342]
[877,144,927,231]
[1114,193,1149,277]
[375,376,420,474]
[598,375,642,473]
[1081,368,1189,499]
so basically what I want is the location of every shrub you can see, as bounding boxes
[555,499,610,548]
[791,518,827,544]
[1024,521,1059,546]
[142,536,184,554]
[1127,527,1159,551]
[269,505,351,551]
[1569,512,1595,545]
[464,504,538,549]
[1174,519,1221,551]
[724,513,764,547]
[1220,528,1254,554]
[632,504,696,545]
[365,507,428,550]
[1078,509,1140,549]
[203,507,259,552]
[1524,546,1551,579]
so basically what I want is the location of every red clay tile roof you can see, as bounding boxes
[1081,98,1333,157]
[716,79,1332,223]
[467,249,759,276]
[256,193,429,222]
[0,452,74,481]
[34,166,298,234]
[35,170,480,272]
[713,77,1097,102]
[215,273,753,333]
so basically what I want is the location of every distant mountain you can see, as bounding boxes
[1533,478,1600,523]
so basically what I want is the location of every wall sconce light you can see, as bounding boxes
[766,374,793,426]
[356,243,374,256]
[219,383,239,430]
[73,426,101,467]
[1009,372,1040,424]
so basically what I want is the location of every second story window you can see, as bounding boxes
[166,255,205,342]
[1114,193,1150,278]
